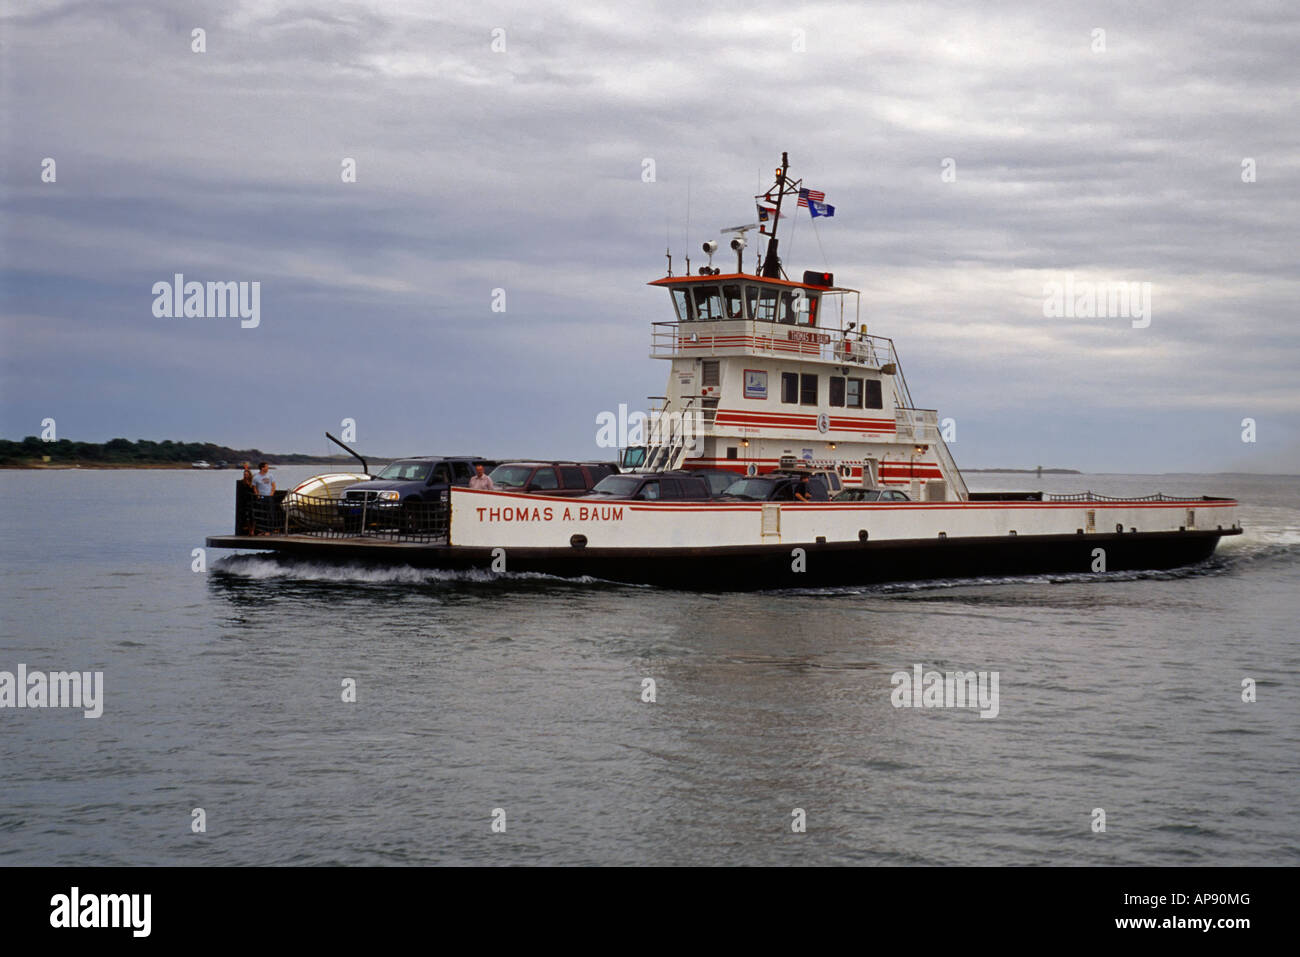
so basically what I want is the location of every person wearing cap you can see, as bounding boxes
[794,474,812,502]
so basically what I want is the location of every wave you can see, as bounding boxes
[1215,524,1300,567]
[210,554,608,586]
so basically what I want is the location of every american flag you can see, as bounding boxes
[797,188,825,208]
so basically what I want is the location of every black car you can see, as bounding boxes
[339,456,497,530]
[832,488,911,502]
[719,474,831,502]
[682,468,743,497]
[584,472,710,501]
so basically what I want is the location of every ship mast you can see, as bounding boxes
[759,151,801,278]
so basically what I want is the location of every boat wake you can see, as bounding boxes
[210,554,611,586]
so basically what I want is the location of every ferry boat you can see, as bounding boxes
[207,153,1241,589]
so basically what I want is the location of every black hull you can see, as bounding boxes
[207,529,1237,590]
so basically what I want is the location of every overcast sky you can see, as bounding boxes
[2,0,1297,472]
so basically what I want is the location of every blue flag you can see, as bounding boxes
[808,200,835,218]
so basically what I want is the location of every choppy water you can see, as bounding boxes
[0,468,1296,865]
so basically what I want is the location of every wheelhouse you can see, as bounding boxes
[650,272,856,331]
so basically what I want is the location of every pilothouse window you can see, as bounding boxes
[722,285,744,319]
[692,285,724,321]
[778,291,794,324]
[756,287,778,322]
[672,288,691,321]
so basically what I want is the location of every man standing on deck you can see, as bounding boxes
[794,474,812,502]
[469,463,495,490]
[252,461,276,533]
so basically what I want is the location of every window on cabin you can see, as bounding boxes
[695,285,726,320]
[806,294,819,326]
[672,288,691,321]
[722,285,744,319]
[702,360,719,387]
[846,378,863,408]
[756,287,778,322]
[800,373,818,405]
[778,291,794,324]
[864,379,883,409]
[745,286,759,320]
[781,372,798,403]
[829,376,845,407]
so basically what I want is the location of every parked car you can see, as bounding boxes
[584,472,710,501]
[833,487,911,502]
[769,467,844,495]
[488,461,615,496]
[721,468,846,501]
[681,468,743,497]
[339,456,497,530]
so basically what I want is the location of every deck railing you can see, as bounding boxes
[1047,491,1185,503]
[893,407,939,442]
[235,484,448,543]
[651,319,900,369]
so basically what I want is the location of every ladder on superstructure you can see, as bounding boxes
[643,397,696,472]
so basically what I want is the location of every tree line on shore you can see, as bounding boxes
[0,436,337,467]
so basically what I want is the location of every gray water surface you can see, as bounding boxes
[0,468,1296,865]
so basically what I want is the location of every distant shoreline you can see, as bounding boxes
[1,462,344,470]
[0,460,373,470]
[964,468,1082,474]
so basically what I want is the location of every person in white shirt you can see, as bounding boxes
[251,462,276,533]
[469,463,495,490]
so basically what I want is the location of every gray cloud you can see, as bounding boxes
[2,0,1297,471]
